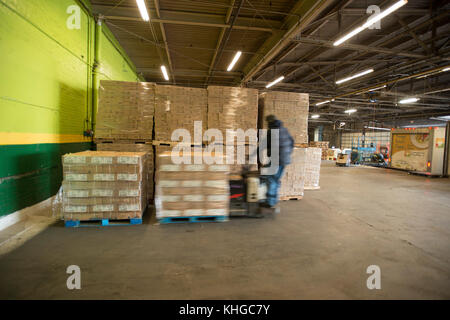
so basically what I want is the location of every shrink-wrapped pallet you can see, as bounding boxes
[155,85,207,142]
[279,148,307,198]
[154,151,230,219]
[95,81,155,141]
[207,86,258,141]
[61,151,147,221]
[259,91,309,144]
[304,148,322,190]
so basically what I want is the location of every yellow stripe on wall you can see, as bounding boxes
[0,132,91,145]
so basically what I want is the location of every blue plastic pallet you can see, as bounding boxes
[159,215,228,224]
[65,218,142,228]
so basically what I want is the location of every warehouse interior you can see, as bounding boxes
[0,0,449,300]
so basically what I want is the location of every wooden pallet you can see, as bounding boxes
[95,138,152,145]
[159,215,228,224]
[152,140,204,147]
[65,218,142,228]
[294,143,308,148]
[304,186,320,190]
[280,195,303,201]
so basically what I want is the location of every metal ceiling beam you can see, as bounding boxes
[396,16,431,55]
[153,0,175,84]
[103,15,274,33]
[240,0,334,84]
[292,11,449,84]
[341,8,429,16]
[292,37,427,59]
[205,0,236,86]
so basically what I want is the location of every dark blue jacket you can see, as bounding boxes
[267,120,294,166]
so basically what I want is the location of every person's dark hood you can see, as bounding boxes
[269,119,283,128]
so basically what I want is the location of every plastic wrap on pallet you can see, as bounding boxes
[304,148,322,189]
[96,143,154,201]
[95,80,155,141]
[60,151,148,221]
[155,85,207,141]
[154,150,230,219]
[279,147,307,198]
[259,91,309,144]
[207,86,258,139]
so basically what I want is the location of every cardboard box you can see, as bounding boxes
[259,91,309,144]
[95,80,155,141]
[96,143,154,201]
[155,85,207,142]
[207,86,258,142]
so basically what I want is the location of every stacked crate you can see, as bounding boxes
[154,85,207,142]
[95,80,156,201]
[207,86,259,174]
[155,151,230,223]
[309,141,329,160]
[259,91,309,145]
[279,148,307,200]
[304,147,322,190]
[61,151,147,222]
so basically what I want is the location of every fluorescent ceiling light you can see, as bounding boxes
[442,67,450,72]
[336,69,374,84]
[311,114,320,119]
[333,0,408,46]
[161,65,169,81]
[266,76,284,88]
[365,126,391,131]
[316,100,330,106]
[399,97,419,104]
[136,0,150,21]
[368,85,387,92]
[227,51,242,71]
[344,109,357,114]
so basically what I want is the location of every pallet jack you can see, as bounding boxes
[229,166,270,217]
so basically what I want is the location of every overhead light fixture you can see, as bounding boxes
[311,114,320,119]
[136,0,150,21]
[161,65,169,81]
[368,85,387,92]
[336,69,374,84]
[399,97,419,104]
[316,100,331,106]
[227,51,242,72]
[442,67,450,72]
[266,76,284,88]
[365,126,391,131]
[344,109,357,114]
[334,0,408,46]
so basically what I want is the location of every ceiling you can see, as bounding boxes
[89,0,450,126]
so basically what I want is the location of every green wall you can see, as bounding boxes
[0,0,141,217]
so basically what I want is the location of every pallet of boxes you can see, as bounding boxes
[61,151,147,227]
[95,80,155,205]
[259,91,310,200]
[154,150,230,224]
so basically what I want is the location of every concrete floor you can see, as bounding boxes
[0,163,449,299]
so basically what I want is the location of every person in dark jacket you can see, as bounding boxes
[260,115,294,209]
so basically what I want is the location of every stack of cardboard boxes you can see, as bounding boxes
[154,85,208,142]
[155,151,230,221]
[259,91,309,145]
[61,151,147,221]
[304,148,322,190]
[279,148,307,199]
[96,80,155,202]
[309,141,329,160]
